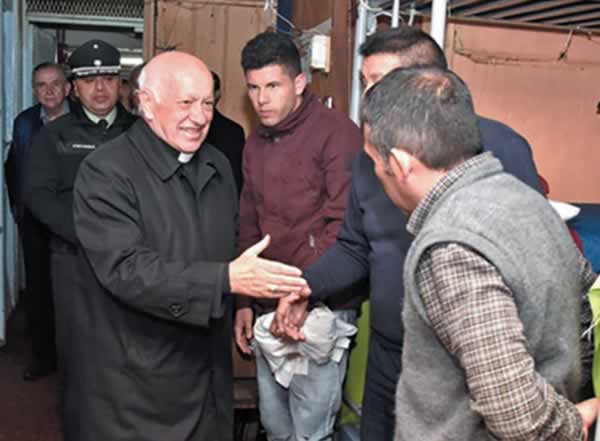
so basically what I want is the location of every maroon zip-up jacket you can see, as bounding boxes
[238,92,362,311]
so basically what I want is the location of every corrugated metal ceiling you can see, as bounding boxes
[26,0,143,18]
[374,1,600,32]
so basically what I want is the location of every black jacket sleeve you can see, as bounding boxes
[6,111,31,220]
[478,117,543,194]
[304,158,371,302]
[25,127,78,244]
[5,141,18,216]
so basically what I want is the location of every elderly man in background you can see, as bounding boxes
[5,62,70,381]
[72,51,308,441]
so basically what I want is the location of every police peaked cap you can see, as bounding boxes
[69,39,121,78]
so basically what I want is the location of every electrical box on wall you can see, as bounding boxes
[310,34,330,73]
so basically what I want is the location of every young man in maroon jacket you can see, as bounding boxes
[235,31,363,440]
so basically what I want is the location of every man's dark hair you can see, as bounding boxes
[361,66,482,170]
[211,71,221,93]
[241,31,302,77]
[359,27,447,69]
[211,71,222,104]
[32,62,66,83]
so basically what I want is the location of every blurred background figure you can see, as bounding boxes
[205,71,245,194]
[127,62,146,116]
[119,78,132,112]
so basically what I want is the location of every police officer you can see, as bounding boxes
[25,39,136,432]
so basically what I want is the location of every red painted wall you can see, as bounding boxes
[445,21,600,202]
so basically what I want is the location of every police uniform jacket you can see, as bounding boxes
[25,101,136,249]
[71,119,238,441]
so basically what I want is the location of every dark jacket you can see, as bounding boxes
[5,104,43,221]
[72,120,238,441]
[25,102,136,248]
[305,115,543,346]
[206,109,245,194]
[239,92,362,311]
[477,116,542,194]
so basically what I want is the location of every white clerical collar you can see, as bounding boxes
[83,106,118,128]
[178,152,195,163]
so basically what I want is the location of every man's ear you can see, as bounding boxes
[389,148,413,180]
[72,81,80,98]
[64,81,72,97]
[294,72,307,96]
[137,89,154,120]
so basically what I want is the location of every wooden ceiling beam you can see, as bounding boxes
[544,9,600,25]
[574,19,600,29]
[456,0,529,16]
[486,0,600,20]
[447,0,486,10]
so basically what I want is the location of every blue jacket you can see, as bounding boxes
[305,116,542,347]
[5,104,43,221]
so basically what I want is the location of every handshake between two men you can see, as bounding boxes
[229,234,313,353]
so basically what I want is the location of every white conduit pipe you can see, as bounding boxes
[349,0,368,124]
[391,0,401,28]
[430,0,448,49]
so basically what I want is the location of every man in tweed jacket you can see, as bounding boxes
[362,66,599,441]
